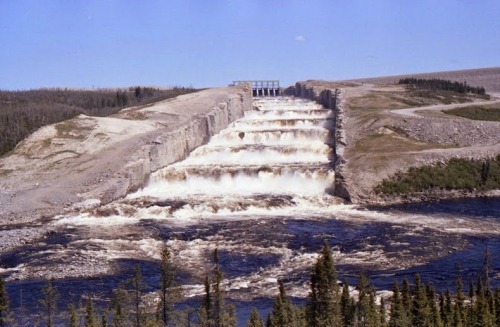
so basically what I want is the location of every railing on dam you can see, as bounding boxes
[231,80,280,97]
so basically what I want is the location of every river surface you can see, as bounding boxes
[2,97,500,325]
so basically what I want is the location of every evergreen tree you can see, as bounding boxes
[452,306,463,327]
[39,279,60,327]
[439,292,450,327]
[68,303,78,327]
[199,248,236,327]
[130,265,145,327]
[400,278,412,320]
[222,304,237,327]
[269,281,296,327]
[441,290,452,327]
[306,240,342,327]
[294,306,307,327]
[0,275,9,327]
[486,288,494,321]
[199,276,211,327]
[474,277,494,327]
[111,283,129,327]
[425,284,442,327]
[389,281,410,327]
[355,272,376,326]
[266,313,272,327]
[101,313,108,327]
[379,297,387,327]
[340,281,354,327]
[483,246,491,290]
[468,280,475,327]
[494,289,500,327]
[454,277,465,326]
[246,306,266,327]
[366,291,380,327]
[158,245,183,326]
[212,249,224,327]
[85,296,96,327]
[411,274,431,327]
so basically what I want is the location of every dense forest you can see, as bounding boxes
[0,242,498,327]
[375,156,500,196]
[0,87,197,157]
[398,78,486,95]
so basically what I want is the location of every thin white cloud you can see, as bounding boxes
[295,35,306,42]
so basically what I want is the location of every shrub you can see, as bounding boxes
[375,156,500,195]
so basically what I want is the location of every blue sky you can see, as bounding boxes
[1,0,499,89]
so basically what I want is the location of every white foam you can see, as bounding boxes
[179,148,330,166]
[132,170,334,198]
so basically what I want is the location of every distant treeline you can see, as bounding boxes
[0,87,197,157]
[375,156,500,195]
[398,78,486,95]
[1,242,498,327]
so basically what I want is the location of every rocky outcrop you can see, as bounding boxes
[286,82,351,202]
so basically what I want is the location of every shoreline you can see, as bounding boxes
[363,189,500,206]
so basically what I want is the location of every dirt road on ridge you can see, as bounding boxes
[390,97,500,118]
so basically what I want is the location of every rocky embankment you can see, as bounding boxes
[287,80,500,204]
[396,115,500,147]
[0,85,252,229]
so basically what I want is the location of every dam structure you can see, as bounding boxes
[231,80,281,97]
[127,96,335,220]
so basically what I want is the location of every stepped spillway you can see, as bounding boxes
[58,97,338,225]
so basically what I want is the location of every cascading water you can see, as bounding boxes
[58,97,339,225]
[127,97,336,216]
[2,97,500,324]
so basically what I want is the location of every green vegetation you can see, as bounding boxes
[408,89,488,105]
[0,87,197,157]
[246,308,264,327]
[375,156,500,195]
[198,248,237,327]
[0,274,10,326]
[1,244,499,326]
[306,240,342,327]
[399,78,486,95]
[39,279,59,327]
[444,105,500,121]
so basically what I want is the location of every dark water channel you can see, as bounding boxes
[3,198,500,326]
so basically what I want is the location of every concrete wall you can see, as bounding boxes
[286,82,351,201]
[123,86,253,194]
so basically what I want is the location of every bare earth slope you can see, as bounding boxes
[343,67,500,93]
[0,86,251,227]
